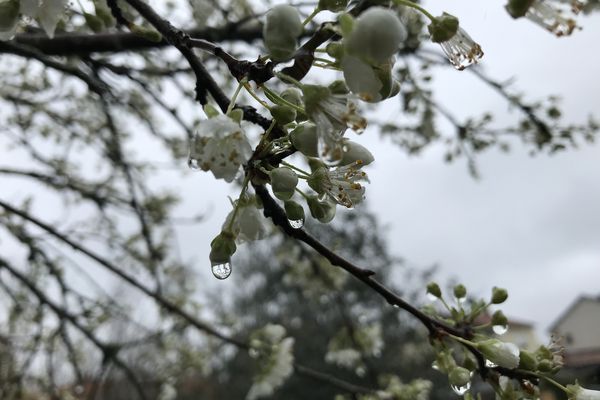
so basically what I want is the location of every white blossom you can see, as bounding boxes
[303,85,366,160]
[222,196,270,244]
[189,114,252,182]
[246,325,295,400]
[308,161,368,208]
[568,384,600,400]
[525,0,577,36]
[439,28,484,71]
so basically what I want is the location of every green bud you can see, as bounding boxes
[340,141,374,166]
[203,104,220,118]
[328,79,349,95]
[318,0,348,12]
[518,350,538,371]
[453,284,467,299]
[95,2,116,27]
[307,195,336,223]
[131,25,163,43]
[290,124,319,157]
[491,287,508,304]
[227,108,244,124]
[284,200,305,222]
[537,359,554,372]
[281,87,304,107]
[491,310,508,328]
[269,167,298,200]
[476,339,520,369]
[345,7,407,64]
[326,42,345,60]
[263,5,303,61]
[270,105,297,125]
[338,13,354,37]
[505,0,535,18]
[84,12,105,33]
[463,356,477,372]
[427,12,459,43]
[0,0,20,32]
[209,231,237,265]
[448,367,471,388]
[426,282,442,298]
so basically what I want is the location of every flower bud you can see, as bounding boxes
[453,284,467,299]
[318,0,348,12]
[307,195,336,223]
[290,124,319,157]
[505,0,534,18]
[492,310,508,328]
[281,87,304,107]
[537,359,554,372]
[340,141,374,166]
[284,200,305,222]
[0,0,20,34]
[263,5,303,61]
[518,350,538,371]
[427,12,459,43]
[270,105,297,125]
[209,231,237,265]
[131,25,163,43]
[203,104,220,118]
[326,42,345,60]
[270,167,298,200]
[345,7,407,64]
[338,13,354,37]
[476,339,520,369]
[426,282,442,298]
[227,108,244,123]
[491,287,508,304]
[448,367,471,388]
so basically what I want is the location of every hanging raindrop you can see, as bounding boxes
[288,218,304,229]
[451,382,471,395]
[211,262,232,280]
[485,359,497,368]
[188,157,199,170]
[493,324,508,335]
[426,293,439,302]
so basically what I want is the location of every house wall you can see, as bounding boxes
[552,298,600,351]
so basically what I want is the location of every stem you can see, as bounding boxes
[226,80,245,114]
[533,373,570,394]
[243,82,271,109]
[262,85,305,113]
[302,7,321,26]
[275,72,304,88]
[226,174,252,232]
[281,161,311,179]
[393,0,436,21]
[295,188,310,200]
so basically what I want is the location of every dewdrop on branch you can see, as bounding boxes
[209,232,236,280]
[428,12,483,70]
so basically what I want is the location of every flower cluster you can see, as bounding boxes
[246,324,295,400]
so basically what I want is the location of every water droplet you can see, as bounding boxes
[188,157,199,170]
[432,361,441,371]
[211,262,231,280]
[451,382,471,395]
[493,324,508,335]
[426,293,439,302]
[485,359,497,368]
[288,218,304,229]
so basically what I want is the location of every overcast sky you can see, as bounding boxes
[171,1,600,338]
